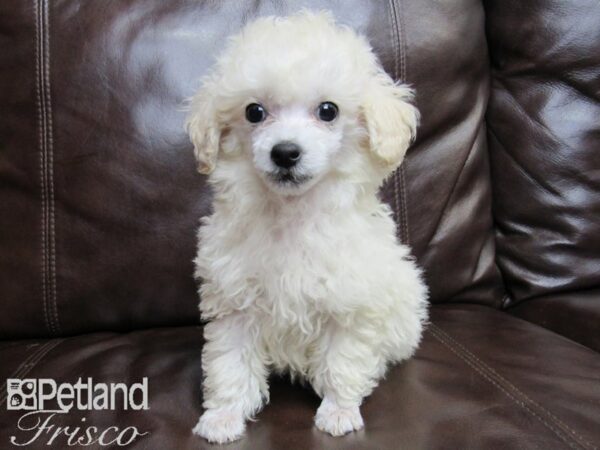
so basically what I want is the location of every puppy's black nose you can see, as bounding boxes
[271,142,301,169]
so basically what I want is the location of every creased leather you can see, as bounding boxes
[485,0,600,350]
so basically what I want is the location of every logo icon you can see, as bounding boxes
[6,379,37,411]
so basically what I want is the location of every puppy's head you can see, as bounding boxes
[186,11,418,196]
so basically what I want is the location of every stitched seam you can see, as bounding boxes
[389,0,410,244]
[0,346,43,392]
[398,166,409,244]
[0,344,50,406]
[387,0,401,230]
[39,0,53,334]
[433,324,597,449]
[35,0,59,335]
[34,0,52,335]
[429,328,583,450]
[430,325,596,450]
[397,0,409,245]
[0,339,64,407]
[43,0,60,334]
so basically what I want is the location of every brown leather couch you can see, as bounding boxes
[1,1,598,449]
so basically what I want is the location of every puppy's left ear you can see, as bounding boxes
[185,83,221,175]
[363,72,419,169]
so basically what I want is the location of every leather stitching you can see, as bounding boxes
[429,327,583,450]
[0,345,42,399]
[34,0,51,335]
[431,324,597,449]
[387,0,401,230]
[398,166,409,244]
[429,324,597,450]
[0,339,64,407]
[0,343,47,406]
[43,0,60,335]
[397,0,409,245]
[388,0,410,244]
[35,0,60,336]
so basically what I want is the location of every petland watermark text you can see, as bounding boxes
[6,378,149,447]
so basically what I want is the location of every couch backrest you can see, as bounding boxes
[0,0,502,339]
[485,0,600,349]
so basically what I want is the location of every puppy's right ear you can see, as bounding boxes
[185,84,221,175]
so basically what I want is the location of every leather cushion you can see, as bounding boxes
[485,0,600,350]
[1,304,598,449]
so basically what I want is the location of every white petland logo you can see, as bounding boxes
[6,378,149,447]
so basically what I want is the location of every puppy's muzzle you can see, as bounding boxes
[271,141,301,169]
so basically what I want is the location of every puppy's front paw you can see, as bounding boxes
[192,407,245,444]
[315,397,364,437]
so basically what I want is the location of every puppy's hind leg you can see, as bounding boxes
[311,324,386,437]
[193,312,268,444]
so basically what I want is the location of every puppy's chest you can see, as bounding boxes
[226,221,334,341]
[203,211,349,301]
[243,216,344,281]
[244,225,335,301]
[199,203,394,318]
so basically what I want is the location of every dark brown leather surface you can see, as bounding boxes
[377,0,504,307]
[0,0,503,340]
[1,305,598,449]
[485,0,600,350]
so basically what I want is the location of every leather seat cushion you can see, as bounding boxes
[1,304,598,449]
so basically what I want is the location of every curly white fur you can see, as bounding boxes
[186,11,428,444]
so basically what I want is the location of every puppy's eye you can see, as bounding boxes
[316,102,338,122]
[245,103,267,123]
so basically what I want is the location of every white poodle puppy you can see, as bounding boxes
[186,10,428,444]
